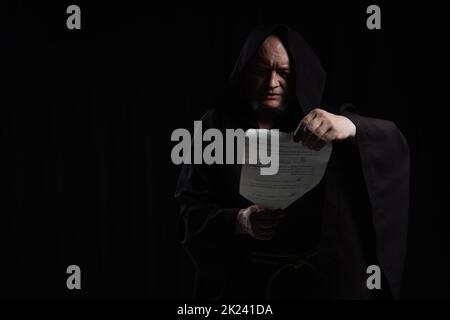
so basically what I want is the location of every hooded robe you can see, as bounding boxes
[175,24,409,300]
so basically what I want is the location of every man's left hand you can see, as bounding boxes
[292,108,356,150]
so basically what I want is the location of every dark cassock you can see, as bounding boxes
[175,24,409,299]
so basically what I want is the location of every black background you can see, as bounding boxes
[1,1,448,299]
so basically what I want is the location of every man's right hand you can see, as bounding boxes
[237,204,284,240]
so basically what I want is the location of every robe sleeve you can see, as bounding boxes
[175,163,240,252]
[340,103,410,298]
[174,109,242,297]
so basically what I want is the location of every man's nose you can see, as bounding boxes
[268,71,279,89]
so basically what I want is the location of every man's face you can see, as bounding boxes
[246,35,291,109]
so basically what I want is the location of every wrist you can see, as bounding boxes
[342,116,357,139]
[236,208,251,235]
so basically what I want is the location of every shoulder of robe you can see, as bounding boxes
[200,108,218,126]
[339,103,404,132]
[200,107,234,131]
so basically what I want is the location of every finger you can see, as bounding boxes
[299,128,313,147]
[252,204,263,212]
[253,224,276,233]
[293,121,308,142]
[299,113,322,147]
[293,111,317,142]
[251,216,283,229]
[252,216,284,226]
[321,130,336,143]
[253,206,283,214]
[302,129,319,149]
[253,213,284,220]
[315,121,331,139]
[252,220,279,230]
[303,109,318,124]
[311,123,333,150]
[253,227,276,238]
[311,139,327,151]
[308,116,323,133]
[253,210,285,219]
[253,204,272,213]
[254,234,273,241]
[253,224,275,233]
[253,218,283,228]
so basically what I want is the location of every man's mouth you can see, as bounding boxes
[263,93,282,100]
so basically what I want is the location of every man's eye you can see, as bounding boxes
[279,70,290,78]
[253,68,268,75]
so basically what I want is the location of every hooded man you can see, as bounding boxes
[175,24,409,300]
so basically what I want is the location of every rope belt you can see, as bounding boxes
[246,248,322,299]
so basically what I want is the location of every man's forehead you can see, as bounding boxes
[255,35,290,65]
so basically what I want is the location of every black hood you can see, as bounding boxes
[228,24,326,116]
